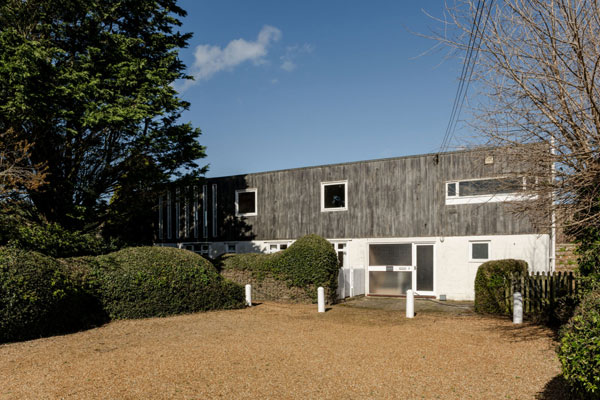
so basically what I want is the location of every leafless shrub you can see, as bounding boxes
[433,0,600,235]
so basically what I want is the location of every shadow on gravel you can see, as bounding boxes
[536,375,572,400]
[481,318,558,343]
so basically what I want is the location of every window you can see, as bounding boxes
[321,180,348,211]
[199,244,210,257]
[470,241,490,261]
[166,191,172,239]
[212,184,217,237]
[369,243,412,266]
[334,242,347,267]
[446,177,529,205]
[158,195,164,240]
[268,242,290,253]
[226,243,236,253]
[202,185,208,238]
[235,189,257,216]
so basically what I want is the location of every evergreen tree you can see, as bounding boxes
[0,0,205,236]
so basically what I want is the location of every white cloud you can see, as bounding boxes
[280,60,296,72]
[183,25,282,88]
[280,43,314,72]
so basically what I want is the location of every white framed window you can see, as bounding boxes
[445,177,530,205]
[470,241,490,262]
[321,180,348,212]
[226,243,237,253]
[198,243,210,257]
[267,242,290,253]
[335,242,347,267]
[235,188,257,217]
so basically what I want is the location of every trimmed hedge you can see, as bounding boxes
[558,286,600,399]
[216,234,339,303]
[474,259,528,314]
[0,247,105,343]
[86,247,245,319]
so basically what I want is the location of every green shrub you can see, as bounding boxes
[0,247,105,343]
[217,234,339,303]
[0,209,119,258]
[558,287,600,399]
[87,246,245,319]
[474,259,528,314]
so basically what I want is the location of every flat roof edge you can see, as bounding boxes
[207,146,496,180]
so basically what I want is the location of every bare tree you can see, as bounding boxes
[0,128,46,199]
[434,0,600,236]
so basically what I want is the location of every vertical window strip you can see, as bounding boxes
[166,191,172,239]
[202,185,208,238]
[193,186,199,239]
[175,188,180,239]
[184,190,189,239]
[158,195,163,240]
[212,184,217,237]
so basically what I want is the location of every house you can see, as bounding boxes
[155,148,554,301]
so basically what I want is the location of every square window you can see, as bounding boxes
[321,181,347,211]
[471,242,489,260]
[279,244,288,250]
[235,189,257,216]
[227,244,236,253]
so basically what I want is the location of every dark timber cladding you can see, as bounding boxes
[156,149,541,242]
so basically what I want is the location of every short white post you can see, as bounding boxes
[406,289,414,318]
[513,291,523,324]
[245,284,252,307]
[317,287,325,313]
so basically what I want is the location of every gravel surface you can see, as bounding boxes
[1,302,568,399]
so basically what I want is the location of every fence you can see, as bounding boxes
[337,267,365,299]
[505,271,579,314]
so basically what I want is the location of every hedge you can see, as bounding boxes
[0,247,105,344]
[85,246,245,319]
[474,259,528,314]
[216,234,339,303]
[558,286,600,398]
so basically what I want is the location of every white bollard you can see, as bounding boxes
[406,289,415,318]
[245,284,252,307]
[317,287,325,313]
[513,291,523,324]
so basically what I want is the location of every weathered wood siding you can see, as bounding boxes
[157,149,543,242]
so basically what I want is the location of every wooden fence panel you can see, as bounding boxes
[507,271,578,315]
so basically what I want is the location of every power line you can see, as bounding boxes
[438,0,494,155]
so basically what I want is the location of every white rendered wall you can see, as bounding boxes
[164,233,549,301]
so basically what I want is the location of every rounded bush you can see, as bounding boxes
[278,234,339,302]
[0,247,103,343]
[88,246,245,319]
[217,234,339,303]
[474,259,528,314]
[558,288,600,398]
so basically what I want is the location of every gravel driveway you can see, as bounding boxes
[1,301,568,399]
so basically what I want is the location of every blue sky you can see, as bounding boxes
[176,0,465,177]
